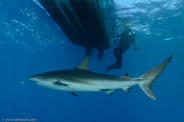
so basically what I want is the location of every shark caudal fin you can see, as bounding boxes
[138,55,173,100]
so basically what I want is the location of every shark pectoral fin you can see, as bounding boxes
[100,89,114,95]
[70,92,78,97]
[75,56,90,71]
[126,87,134,92]
[122,86,132,92]
[124,89,130,92]
[54,81,68,87]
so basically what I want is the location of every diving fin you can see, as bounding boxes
[70,92,78,97]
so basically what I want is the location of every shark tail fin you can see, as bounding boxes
[138,55,173,100]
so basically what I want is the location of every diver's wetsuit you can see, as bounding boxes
[106,28,137,72]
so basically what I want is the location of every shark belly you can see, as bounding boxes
[61,78,137,92]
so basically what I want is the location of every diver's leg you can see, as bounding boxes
[110,53,122,69]
[113,47,119,60]
[115,48,125,69]
[97,49,105,61]
[85,48,92,56]
[116,52,122,68]
[106,47,121,72]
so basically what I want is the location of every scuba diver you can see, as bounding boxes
[106,25,138,72]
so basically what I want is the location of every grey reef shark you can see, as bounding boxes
[30,55,172,100]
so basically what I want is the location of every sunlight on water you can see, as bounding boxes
[113,0,184,40]
[0,1,65,55]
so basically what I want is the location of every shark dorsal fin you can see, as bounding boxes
[75,56,90,71]
[123,73,128,77]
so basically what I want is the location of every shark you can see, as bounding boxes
[30,55,172,100]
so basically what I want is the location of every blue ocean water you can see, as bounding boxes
[0,0,184,122]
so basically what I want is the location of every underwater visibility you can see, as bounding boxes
[0,0,184,122]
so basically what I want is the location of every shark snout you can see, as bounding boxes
[29,76,39,82]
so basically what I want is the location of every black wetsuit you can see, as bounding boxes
[106,29,136,72]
